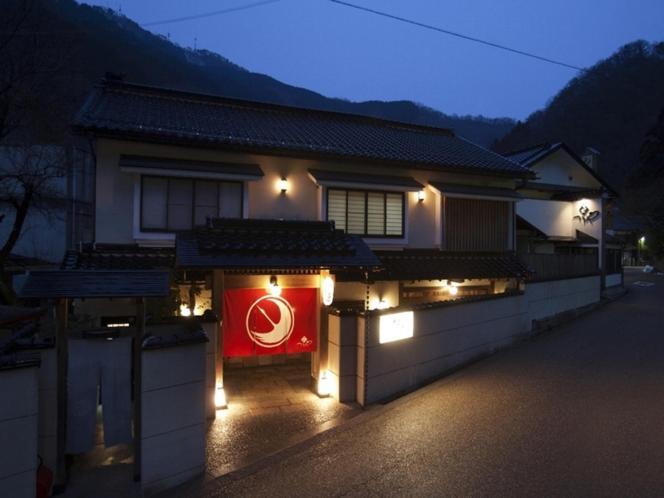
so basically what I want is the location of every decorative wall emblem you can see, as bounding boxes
[573,205,600,225]
[245,295,294,348]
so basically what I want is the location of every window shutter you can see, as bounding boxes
[327,189,347,231]
[141,177,168,229]
[347,191,366,234]
[385,193,403,236]
[194,180,218,226]
[167,179,193,230]
[219,182,243,218]
[366,192,385,235]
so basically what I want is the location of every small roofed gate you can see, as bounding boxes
[175,218,380,398]
[18,269,172,493]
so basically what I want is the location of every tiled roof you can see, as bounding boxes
[6,253,54,271]
[503,143,552,165]
[74,80,531,178]
[430,182,522,199]
[575,230,598,244]
[176,218,381,269]
[371,250,530,281]
[62,243,175,270]
[119,155,263,178]
[19,270,171,298]
[308,169,423,189]
[504,142,617,195]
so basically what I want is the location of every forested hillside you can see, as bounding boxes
[494,41,664,191]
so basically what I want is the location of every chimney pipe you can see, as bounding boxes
[582,146,600,172]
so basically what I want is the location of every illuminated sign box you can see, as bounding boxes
[379,311,414,344]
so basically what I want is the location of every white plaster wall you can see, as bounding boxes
[327,313,358,402]
[525,276,600,323]
[94,139,519,250]
[141,343,206,495]
[0,366,39,498]
[200,321,218,419]
[571,197,602,240]
[333,281,400,309]
[531,149,599,188]
[517,199,574,238]
[359,295,530,405]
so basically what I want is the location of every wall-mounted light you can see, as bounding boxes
[417,190,425,202]
[448,285,459,296]
[639,236,646,244]
[268,275,282,296]
[278,177,288,194]
[321,275,335,306]
[179,304,192,317]
[369,298,390,310]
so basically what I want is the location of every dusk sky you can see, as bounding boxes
[86,0,663,120]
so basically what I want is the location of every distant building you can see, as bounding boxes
[504,142,621,287]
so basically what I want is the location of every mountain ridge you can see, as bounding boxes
[32,0,515,147]
[493,40,664,191]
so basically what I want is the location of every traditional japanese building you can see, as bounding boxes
[14,78,616,494]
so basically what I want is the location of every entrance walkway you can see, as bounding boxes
[206,362,360,478]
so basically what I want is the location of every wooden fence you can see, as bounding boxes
[520,254,599,282]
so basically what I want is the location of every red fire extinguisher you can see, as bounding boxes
[36,455,54,498]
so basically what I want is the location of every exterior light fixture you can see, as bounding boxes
[179,304,192,317]
[639,236,646,244]
[278,177,288,193]
[448,285,459,296]
[317,370,333,398]
[215,385,227,409]
[379,311,414,344]
[417,190,425,202]
[321,275,335,306]
[371,298,390,310]
[268,275,282,296]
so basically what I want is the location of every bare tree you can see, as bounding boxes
[0,0,77,300]
[0,145,66,267]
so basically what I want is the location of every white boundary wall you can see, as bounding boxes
[0,365,39,498]
[353,275,602,405]
[526,276,600,322]
[141,343,206,495]
[358,294,530,405]
[37,348,58,473]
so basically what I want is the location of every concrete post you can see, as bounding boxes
[53,298,68,493]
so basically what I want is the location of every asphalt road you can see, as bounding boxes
[199,269,664,497]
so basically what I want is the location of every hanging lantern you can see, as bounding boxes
[321,275,335,306]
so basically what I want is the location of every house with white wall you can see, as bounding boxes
[504,143,621,287]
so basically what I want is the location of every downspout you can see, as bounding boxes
[600,193,607,290]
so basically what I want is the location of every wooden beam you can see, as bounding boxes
[133,297,145,481]
[213,270,224,391]
[54,298,69,492]
[316,270,329,383]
